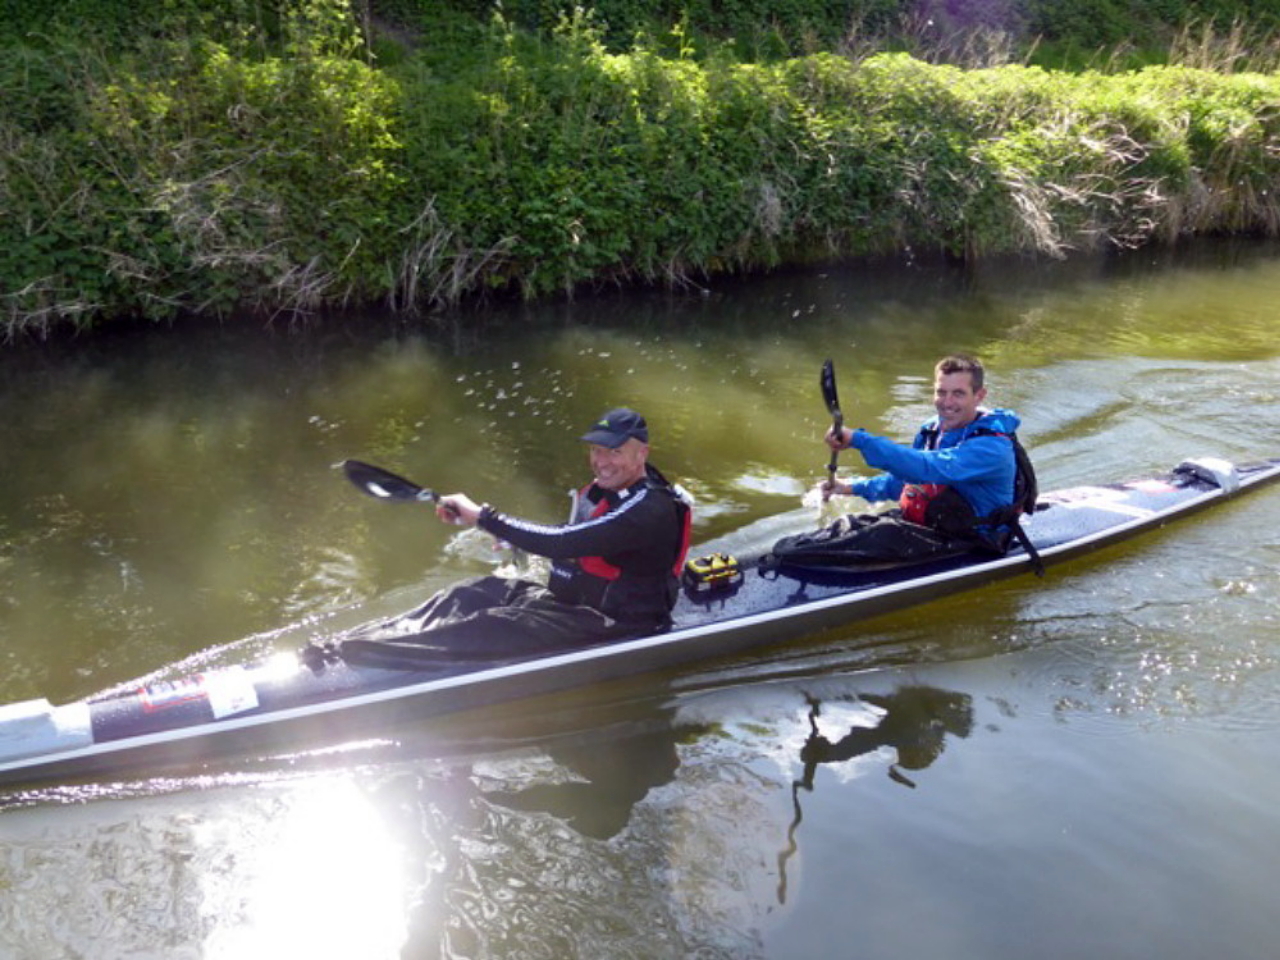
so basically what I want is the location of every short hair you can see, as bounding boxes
[935,354,985,391]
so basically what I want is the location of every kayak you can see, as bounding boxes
[1,455,1277,789]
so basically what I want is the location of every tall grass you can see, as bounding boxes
[5,8,1280,335]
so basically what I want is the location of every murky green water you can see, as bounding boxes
[2,241,1280,958]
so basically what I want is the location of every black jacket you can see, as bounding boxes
[477,465,689,628]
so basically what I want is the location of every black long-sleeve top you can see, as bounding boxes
[476,465,688,627]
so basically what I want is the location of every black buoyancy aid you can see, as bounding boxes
[555,471,693,619]
[575,483,693,582]
[899,426,1044,575]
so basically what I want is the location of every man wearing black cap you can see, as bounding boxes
[335,408,691,664]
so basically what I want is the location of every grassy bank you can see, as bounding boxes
[4,1,1280,335]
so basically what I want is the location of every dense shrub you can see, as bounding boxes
[1,4,403,331]
[5,1,1280,334]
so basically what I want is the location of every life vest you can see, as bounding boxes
[566,478,692,593]
[898,426,1044,575]
[899,482,948,526]
[576,494,622,580]
[896,424,966,526]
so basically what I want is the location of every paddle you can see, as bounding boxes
[341,459,439,503]
[820,359,843,489]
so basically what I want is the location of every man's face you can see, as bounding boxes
[588,438,648,490]
[933,371,986,432]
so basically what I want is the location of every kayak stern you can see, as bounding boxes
[0,699,94,764]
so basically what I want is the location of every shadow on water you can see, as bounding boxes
[478,713,687,841]
[775,685,974,904]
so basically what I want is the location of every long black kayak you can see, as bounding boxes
[2,456,1277,789]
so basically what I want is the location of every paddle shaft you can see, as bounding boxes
[827,417,843,481]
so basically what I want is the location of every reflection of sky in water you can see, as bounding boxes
[0,774,409,959]
[730,470,807,497]
[201,777,406,959]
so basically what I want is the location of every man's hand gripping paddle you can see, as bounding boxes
[341,459,521,567]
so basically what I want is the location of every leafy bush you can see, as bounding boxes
[1,3,404,332]
[6,0,1280,334]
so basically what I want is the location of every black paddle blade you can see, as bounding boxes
[820,359,842,421]
[821,359,844,478]
[341,460,437,503]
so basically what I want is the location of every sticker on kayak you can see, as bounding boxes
[203,667,260,719]
[138,678,206,713]
[138,667,259,718]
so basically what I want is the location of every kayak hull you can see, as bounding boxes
[2,457,1277,789]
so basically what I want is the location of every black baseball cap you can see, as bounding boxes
[580,408,649,447]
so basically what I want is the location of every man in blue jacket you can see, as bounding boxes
[772,354,1024,567]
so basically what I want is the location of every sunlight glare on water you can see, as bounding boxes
[201,777,407,960]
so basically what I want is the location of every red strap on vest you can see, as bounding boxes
[575,485,692,580]
[577,496,623,580]
[671,501,693,576]
[899,483,947,525]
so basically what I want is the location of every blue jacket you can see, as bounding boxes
[847,407,1021,521]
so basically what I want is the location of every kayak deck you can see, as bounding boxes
[673,456,1268,631]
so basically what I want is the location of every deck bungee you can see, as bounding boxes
[1,454,1278,789]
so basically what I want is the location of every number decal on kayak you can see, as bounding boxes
[138,678,206,713]
[137,667,258,718]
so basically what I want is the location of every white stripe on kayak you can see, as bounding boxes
[1061,500,1157,519]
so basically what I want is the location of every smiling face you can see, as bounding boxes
[588,438,649,491]
[933,369,986,432]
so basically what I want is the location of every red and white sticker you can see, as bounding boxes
[138,677,206,713]
[138,667,259,718]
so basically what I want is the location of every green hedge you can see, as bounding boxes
[405,0,1280,60]
[4,4,1280,334]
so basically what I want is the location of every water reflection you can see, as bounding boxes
[0,771,409,960]
[481,712,688,841]
[799,687,974,789]
[777,685,974,904]
[376,709,752,960]
[202,777,407,959]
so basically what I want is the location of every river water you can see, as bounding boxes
[2,242,1280,959]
